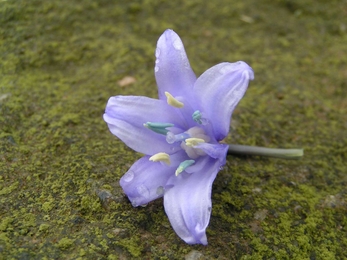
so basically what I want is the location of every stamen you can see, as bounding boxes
[144,122,174,135]
[166,131,190,144]
[175,160,195,176]
[149,152,171,165]
[185,138,205,147]
[165,92,184,108]
[192,110,208,125]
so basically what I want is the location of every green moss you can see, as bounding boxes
[0,217,14,232]
[116,238,143,257]
[41,199,55,213]
[38,224,50,233]
[0,181,18,195]
[57,237,75,250]
[107,254,118,260]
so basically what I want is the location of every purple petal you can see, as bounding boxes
[120,151,189,207]
[155,29,197,101]
[120,156,172,207]
[196,143,229,165]
[103,95,185,155]
[194,61,254,141]
[163,157,221,245]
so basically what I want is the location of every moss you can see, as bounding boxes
[38,224,50,233]
[107,254,119,260]
[0,181,18,195]
[1,0,346,259]
[0,217,14,232]
[41,199,55,213]
[57,237,75,250]
[116,237,143,257]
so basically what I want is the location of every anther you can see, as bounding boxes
[144,122,174,135]
[185,138,205,147]
[175,160,195,176]
[149,152,171,165]
[165,92,184,108]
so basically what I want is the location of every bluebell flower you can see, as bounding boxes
[103,29,254,245]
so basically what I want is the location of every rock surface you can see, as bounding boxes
[1,0,346,259]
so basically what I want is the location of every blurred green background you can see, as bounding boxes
[1,0,346,259]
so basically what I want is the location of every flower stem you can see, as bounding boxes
[227,144,304,159]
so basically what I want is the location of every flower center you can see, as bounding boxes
[145,125,210,161]
[144,92,211,175]
[168,126,210,159]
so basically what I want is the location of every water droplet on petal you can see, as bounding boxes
[166,132,175,144]
[155,66,159,72]
[156,186,165,196]
[155,48,160,58]
[219,166,224,170]
[173,38,183,50]
[137,184,150,198]
[155,59,159,64]
[219,64,238,74]
[131,198,139,207]
[122,170,134,182]
[243,69,254,80]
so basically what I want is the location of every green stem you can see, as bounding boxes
[227,144,304,159]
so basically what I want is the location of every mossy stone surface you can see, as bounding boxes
[1,0,346,259]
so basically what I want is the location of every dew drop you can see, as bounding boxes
[243,69,254,80]
[131,199,139,207]
[173,38,183,50]
[155,66,159,72]
[219,166,224,170]
[166,131,175,144]
[156,186,165,196]
[219,64,238,74]
[155,48,161,58]
[137,184,150,198]
[155,59,159,64]
[122,170,134,182]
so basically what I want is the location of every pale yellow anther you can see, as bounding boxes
[165,91,184,108]
[185,138,205,147]
[149,152,171,165]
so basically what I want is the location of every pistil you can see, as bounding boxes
[192,110,207,125]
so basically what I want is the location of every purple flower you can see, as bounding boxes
[103,29,254,245]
